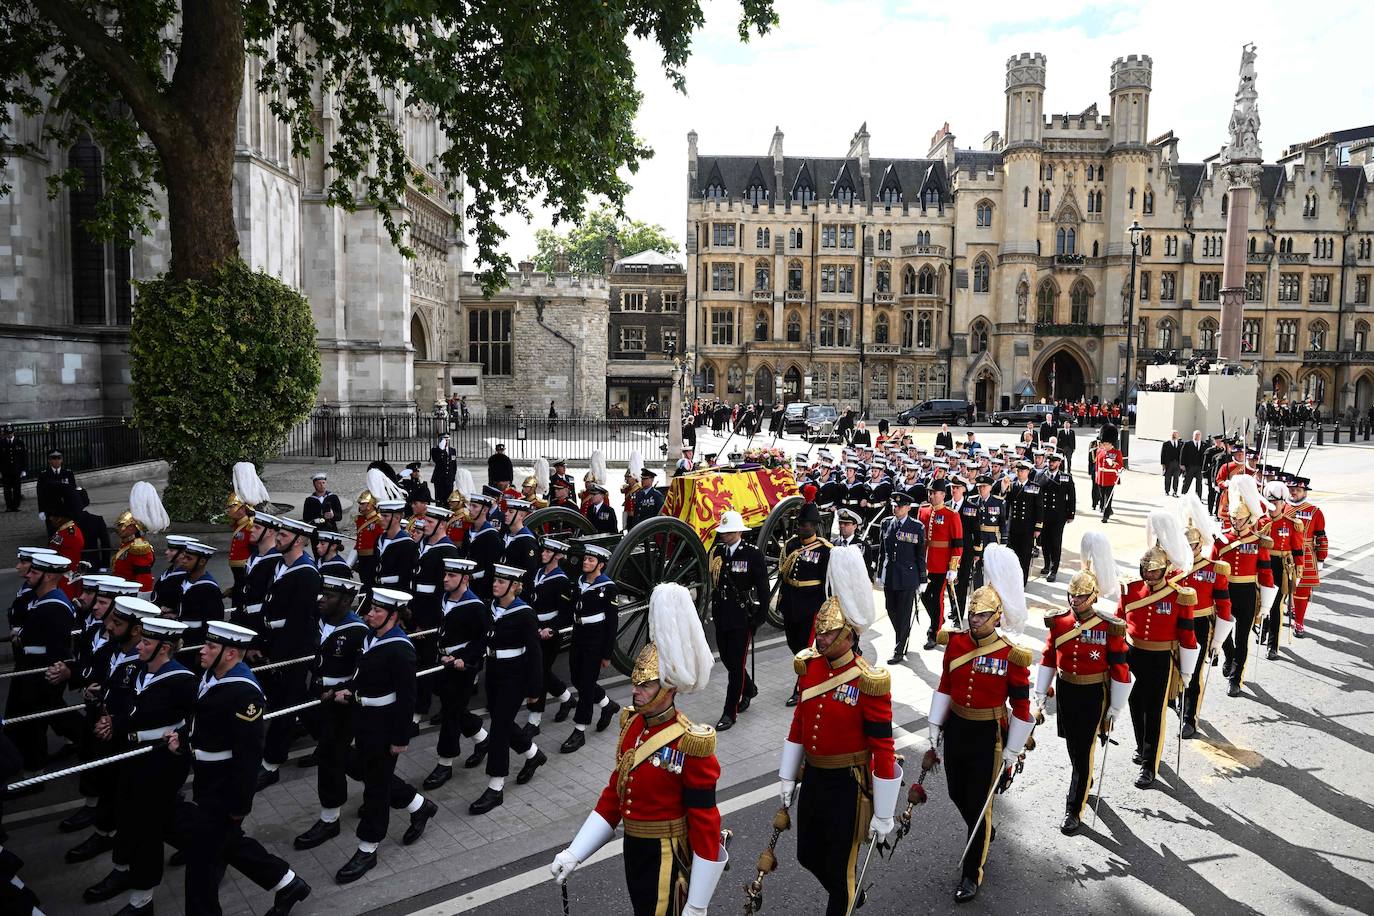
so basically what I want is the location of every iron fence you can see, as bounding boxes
[282,409,677,466]
[10,417,149,472]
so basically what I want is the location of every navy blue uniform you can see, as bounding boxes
[570,575,617,726]
[311,612,368,811]
[351,625,421,844]
[528,567,573,715]
[881,514,927,657]
[631,486,665,528]
[483,598,542,778]
[436,590,489,759]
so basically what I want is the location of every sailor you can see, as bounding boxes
[462,493,501,601]
[313,530,354,580]
[550,584,729,916]
[153,534,194,616]
[304,472,343,533]
[177,541,225,641]
[234,513,281,642]
[525,538,576,736]
[373,498,418,597]
[411,505,460,730]
[5,552,75,774]
[499,498,540,584]
[423,558,491,788]
[779,503,831,706]
[560,545,619,752]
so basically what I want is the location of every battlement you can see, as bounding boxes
[1005,52,1047,90]
[1110,54,1153,91]
[1045,105,1109,133]
[460,270,610,297]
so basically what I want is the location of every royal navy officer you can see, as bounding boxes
[709,511,768,730]
[631,467,666,527]
[880,492,927,663]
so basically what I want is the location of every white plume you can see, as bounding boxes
[1263,480,1290,505]
[589,449,607,486]
[1230,474,1265,520]
[648,583,713,694]
[981,544,1027,635]
[532,458,549,493]
[1078,531,1119,617]
[129,481,169,534]
[1146,509,1193,572]
[455,468,476,500]
[826,544,875,632]
[1179,492,1225,546]
[628,450,644,479]
[367,468,404,502]
[232,462,271,506]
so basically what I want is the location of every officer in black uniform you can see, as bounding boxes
[779,502,831,705]
[303,473,343,532]
[293,576,368,851]
[332,588,439,884]
[961,476,1004,608]
[560,545,618,752]
[1002,460,1043,584]
[167,621,311,916]
[631,468,665,526]
[583,484,618,534]
[470,564,547,815]
[952,477,981,615]
[881,492,927,662]
[36,449,76,535]
[373,499,419,594]
[431,436,457,505]
[313,530,353,580]
[524,538,575,736]
[832,508,866,561]
[0,424,27,512]
[1037,452,1076,582]
[412,505,460,729]
[424,558,491,787]
[546,459,576,502]
[710,510,769,730]
[462,493,502,601]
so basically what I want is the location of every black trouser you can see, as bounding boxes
[262,666,309,766]
[796,763,868,916]
[782,588,824,656]
[918,572,947,640]
[1091,480,1102,510]
[1056,678,1108,818]
[414,636,438,718]
[1127,646,1173,776]
[2,473,20,510]
[3,670,67,770]
[1181,466,1203,498]
[82,730,126,838]
[436,667,483,759]
[1163,461,1180,495]
[1040,517,1066,573]
[1221,582,1258,688]
[352,739,418,844]
[1181,615,1215,727]
[171,801,291,916]
[1008,532,1034,583]
[943,714,1000,884]
[885,586,916,654]
[434,479,454,506]
[715,623,752,719]
[623,834,690,916]
[1099,484,1116,518]
[1207,480,1219,514]
[528,633,567,712]
[484,660,534,779]
[569,634,608,726]
[316,700,353,810]
[954,555,976,624]
[1264,560,1289,650]
[116,746,190,891]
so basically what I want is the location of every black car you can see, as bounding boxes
[783,402,813,434]
[897,399,974,425]
[801,405,839,440]
[989,403,1056,426]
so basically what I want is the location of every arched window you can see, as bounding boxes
[1248,236,1256,254]
[976,200,993,227]
[1355,320,1370,351]
[702,364,717,393]
[788,227,803,249]
[972,256,990,293]
[1303,372,1325,405]
[1198,318,1218,352]
[917,266,936,295]
[1142,235,1152,256]
[901,311,914,348]
[1157,318,1175,350]
[69,137,133,326]
[1221,193,1228,217]
[842,363,860,399]
[746,184,768,205]
[1138,317,1148,350]
[786,311,802,343]
[754,310,770,342]
[1023,187,1030,208]
[1087,191,1096,214]
[878,229,891,251]
[902,266,917,295]
[875,311,890,344]
[787,259,803,291]
[756,227,770,249]
[876,261,891,293]
[1143,189,1154,215]
[918,230,930,247]
[1056,227,1076,255]
[916,312,933,349]
[754,259,770,291]
[1308,320,1328,351]
[837,311,853,347]
[1096,165,1105,181]
[970,319,989,354]
[727,364,744,394]
[880,186,901,206]
[1070,280,1092,325]
[1036,281,1056,324]
[1128,187,1136,209]
[897,366,914,400]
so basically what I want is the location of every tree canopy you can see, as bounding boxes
[532,205,679,274]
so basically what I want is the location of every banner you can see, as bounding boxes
[663,466,799,549]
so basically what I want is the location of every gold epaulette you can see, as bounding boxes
[619,706,635,730]
[1212,559,1231,578]
[935,629,951,647]
[793,647,819,675]
[1107,618,1127,637]
[1294,518,1306,533]
[1008,645,1033,667]
[854,658,891,696]
[1043,608,1070,629]
[129,540,154,557]
[1175,585,1198,606]
[678,717,717,757]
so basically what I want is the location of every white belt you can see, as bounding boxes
[22,646,45,655]
[488,647,526,659]
[536,612,559,622]
[194,748,233,762]
[321,675,351,686]
[244,603,263,614]
[415,584,436,594]
[576,613,606,625]
[359,693,397,707]
[378,575,400,584]
[266,619,287,629]
[442,641,469,655]
[132,720,184,742]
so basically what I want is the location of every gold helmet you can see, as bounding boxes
[1071,532,1117,609]
[446,490,468,515]
[116,509,137,531]
[631,584,713,710]
[1140,544,1171,574]
[813,546,874,652]
[631,642,660,687]
[1228,474,1263,526]
[814,594,847,636]
[522,475,538,490]
[1143,509,1192,576]
[358,489,377,510]
[968,544,1028,634]
[226,492,245,511]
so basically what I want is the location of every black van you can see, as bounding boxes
[896,399,975,425]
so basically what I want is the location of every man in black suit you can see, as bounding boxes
[486,443,514,488]
[1,424,27,511]
[1056,419,1077,470]
[431,435,457,505]
[36,449,76,535]
[1160,431,1182,497]
[1038,416,1057,446]
[1179,430,1205,498]
[934,424,954,451]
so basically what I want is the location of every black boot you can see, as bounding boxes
[402,798,438,845]
[784,689,800,708]
[715,715,735,731]
[554,697,576,722]
[255,766,281,792]
[59,805,98,833]
[1134,767,1155,789]
[423,764,453,790]
[954,876,979,902]
[463,739,489,769]
[335,849,377,884]
[736,695,751,713]
[468,787,504,815]
[1265,646,1279,660]
[66,831,115,863]
[1227,680,1243,697]
[83,867,131,902]
[1181,721,1197,739]
[560,729,586,754]
[1046,568,1058,584]
[112,899,153,916]
[596,702,617,732]
[923,635,937,651]
[265,875,311,915]
[293,819,341,850]
[515,749,548,785]
[745,680,759,699]
[296,751,318,769]
[1060,812,1081,835]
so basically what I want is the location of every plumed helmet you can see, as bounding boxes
[1179,492,1225,551]
[1071,531,1119,616]
[1143,509,1192,573]
[531,459,549,494]
[969,544,1028,635]
[128,481,170,535]
[637,583,713,693]
[815,545,876,636]
[231,462,271,508]
[588,449,608,487]
[1229,474,1264,524]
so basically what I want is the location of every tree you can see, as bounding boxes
[532,205,680,274]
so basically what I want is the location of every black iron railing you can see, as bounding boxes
[10,417,149,472]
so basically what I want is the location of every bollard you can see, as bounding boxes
[1317,424,1325,446]
[1297,425,1306,448]
[1366,422,1371,442]
[1277,426,1286,451]
[1332,424,1340,444]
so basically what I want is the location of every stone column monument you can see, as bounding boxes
[1217,44,1263,362]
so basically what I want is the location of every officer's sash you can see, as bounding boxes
[1215,534,1255,558]
[615,719,687,798]
[799,666,862,703]
[947,637,1009,672]
[1053,616,1103,649]
[1123,579,1182,614]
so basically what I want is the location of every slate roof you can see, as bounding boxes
[693,154,950,203]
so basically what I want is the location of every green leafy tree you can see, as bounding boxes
[1,0,776,516]
[532,205,680,274]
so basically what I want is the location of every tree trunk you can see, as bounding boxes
[163,131,240,282]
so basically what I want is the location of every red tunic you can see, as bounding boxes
[1215,526,1274,587]
[594,708,722,862]
[1291,501,1327,586]
[355,514,383,557]
[112,536,156,593]
[917,504,964,574]
[50,520,85,599]
[1258,509,1305,572]
[1093,446,1123,487]
[788,649,896,778]
[1118,578,1199,650]
[935,631,1034,725]
[1040,611,1131,685]
[228,516,253,569]
[1185,554,1232,622]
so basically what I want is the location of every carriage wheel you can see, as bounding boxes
[606,516,710,675]
[753,495,804,630]
[526,506,596,539]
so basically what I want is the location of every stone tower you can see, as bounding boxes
[1109,55,1152,147]
[1001,53,1046,260]
[1004,53,1046,148]
[1104,54,1154,352]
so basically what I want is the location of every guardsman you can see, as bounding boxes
[1037,453,1075,582]
[227,492,255,602]
[153,534,194,616]
[1215,475,1275,697]
[499,498,540,585]
[292,576,368,851]
[584,483,618,534]
[256,517,322,790]
[374,498,418,595]
[1287,475,1326,637]
[561,545,619,752]
[525,538,576,736]
[1035,532,1132,835]
[463,493,502,601]
[779,503,831,706]
[331,588,439,884]
[412,505,460,730]
[235,513,281,641]
[424,558,491,787]
[112,482,164,596]
[1001,460,1042,583]
[1257,480,1304,660]
[918,481,963,648]
[177,540,225,641]
[469,564,547,815]
[1177,495,1234,738]
[1119,511,1200,789]
[927,544,1034,902]
[778,546,900,916]
[632,467,666,526]
[550,584,729,916]
[709,511,769,730]
[6,552,75,774]
[354,490,384,590]
[880,492,927,663]
[313,529,353,580]
[94,612,195,915]
[166,621,311,916]
[1094,425,1123,522]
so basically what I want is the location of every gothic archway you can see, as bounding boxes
[754,365,775,405]
[1033,345,1089,401]
[410,313,430,361]
[783,366,803,402]
[1356,373,1373,415]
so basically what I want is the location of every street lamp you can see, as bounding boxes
[1122,219,1143,460]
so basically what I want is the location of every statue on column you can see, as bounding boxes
[1221,43,1262,170]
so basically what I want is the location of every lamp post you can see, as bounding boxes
[1122,219,1142,460]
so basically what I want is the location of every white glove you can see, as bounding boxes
[869,815,895,840]
[946,569,958,582]
[1103,706,1119,729]
[550,850,579,885]
[1034,692,1047,710]
[779,779,795,807]
[1318,560,1324,571]
[917,581,928,594]
[551,812,615,885]
[1001,747,1019,768]
[928,724,942,746]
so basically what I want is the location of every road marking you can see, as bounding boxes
[409,726,931,915]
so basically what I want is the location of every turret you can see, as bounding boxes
[1109,55,1152,148]
[1004,53,1046,148]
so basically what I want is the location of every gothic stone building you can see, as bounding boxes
[684,53,1374,417]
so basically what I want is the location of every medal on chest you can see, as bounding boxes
[652,747,685,774]
[831,683,860,706]
[972,655,1008,677]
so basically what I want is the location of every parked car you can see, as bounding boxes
[989,403,1056,426]
[783,402,813,434]
[802,405,839,440]
[896,399,975,425]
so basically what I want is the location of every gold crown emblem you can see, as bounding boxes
[1140,544,1170,573]
[814,596,848,635]
[631,642,660,686]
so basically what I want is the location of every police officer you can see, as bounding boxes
[0,423,27,511]
[332,588,439,883]
[313,530,353,579]
[412,505,460,729]
[6,552,74,775]
[166,621,311,916]
[470,564,547,815]
[424,558,491,787]
[632,467,665,526]
[881,492,927,662]
[303,472,343,532]
[560,545,618,751]
[1002,460,1043,584]
[293,576,368,851]
[36,449,76,535]
[524,538,575,737]
[779,502,830,706]
[710,510,768,730]
[1037,452,1076,582]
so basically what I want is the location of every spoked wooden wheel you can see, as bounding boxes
[526,506,596,539]
[606,516,709,675]
[753,495,803,630]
